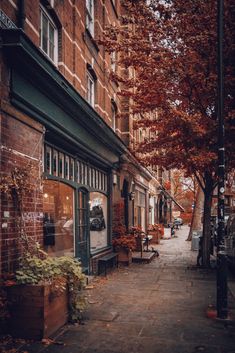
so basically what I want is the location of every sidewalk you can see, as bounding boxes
[1,226,235,353]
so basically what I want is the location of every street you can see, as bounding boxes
[2,226,235,353]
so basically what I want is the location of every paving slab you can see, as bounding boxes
[1,225,235,353]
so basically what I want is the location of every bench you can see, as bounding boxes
[98,252,118,276]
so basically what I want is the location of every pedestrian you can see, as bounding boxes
[197,235,203,266]
[171,224,175,237]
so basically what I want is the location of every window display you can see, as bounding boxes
[90,192,108,252]
[43,180,74,257]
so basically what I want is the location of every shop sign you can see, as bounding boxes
[0,9,17,29]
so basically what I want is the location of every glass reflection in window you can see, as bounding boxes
[59,152,64,178]
[45,146,52,174]
[53,150,58,176]
[43,180,74,257]
[90,192,108,252]
[65,156,69,180]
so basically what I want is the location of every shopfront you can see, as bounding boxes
[1,30,125,274]
[42,144,110,273]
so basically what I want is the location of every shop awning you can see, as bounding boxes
[160,188,185,212]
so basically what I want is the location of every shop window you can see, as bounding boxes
[70,158,75,181]
[90,192,108,252]
[65,155,70,180]
[43,180,74,257]
[45,146,52,174]
[40,5,58,64]
[86,0,94,37]
[52,150,58,176]
[59,152,64,178]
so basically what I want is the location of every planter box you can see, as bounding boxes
[148,230,161,244]
[117,248,132,265]
[6,283,68,340]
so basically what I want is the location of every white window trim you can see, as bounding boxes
[86,0,94,37]
[87,72,95,107]
[39,5,58,65]
[111,102,117,131]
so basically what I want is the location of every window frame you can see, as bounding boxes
[86,0,95,37]
[87,71,95,107]
[111,101,117,131]
[39,5,58,65]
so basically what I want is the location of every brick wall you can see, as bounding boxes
[0,111,44,275]
[1,0,123,131]
[0,0,132,274]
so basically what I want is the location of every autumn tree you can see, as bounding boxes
[170,170,195,225]
[100,0,235,266]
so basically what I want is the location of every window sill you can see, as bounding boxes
[83,29,99,53]
[39,47,58,67]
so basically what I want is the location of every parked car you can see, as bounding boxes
[174,217,183,226]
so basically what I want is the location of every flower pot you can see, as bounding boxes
[6,283,68,340]
[148,230,161,244]
[117,248,132,265]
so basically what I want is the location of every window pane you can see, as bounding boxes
[80,163,83,184]
[77,161,80,183]
[90,192,108,252]
[65,156,69,179]
[49,23,54,60]
[43,180,74,257]
[42,13,48,53]
[92,168,95,188]
[40,7,57,64]
[89,167,92,186]
[53,150,58,176]
[59,152,64,178]
[70,159,74,181]
[45,146,52,174]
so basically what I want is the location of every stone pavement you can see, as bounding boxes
[2,226,235,353]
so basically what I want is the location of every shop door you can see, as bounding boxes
[77,189,90,273]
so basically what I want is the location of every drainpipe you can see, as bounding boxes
[18,0,25,29]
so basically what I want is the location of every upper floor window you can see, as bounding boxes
[111,100,117,131]
[87,71,95,107]
[111,51,116,72]
[40,6,58,64]
[86,0,94,37]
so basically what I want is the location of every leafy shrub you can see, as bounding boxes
[16,253,87,322]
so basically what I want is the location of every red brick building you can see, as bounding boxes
[0,0,171,275]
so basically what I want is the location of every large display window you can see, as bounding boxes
[89,192,108,252]
[43,180,74,257]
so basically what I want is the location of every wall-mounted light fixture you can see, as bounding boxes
[113,173,117,185]
[129,191,135,201]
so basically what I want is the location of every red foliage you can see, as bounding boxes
[100,0,235,177]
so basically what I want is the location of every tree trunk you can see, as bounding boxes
[187,185,204,241]
[202,174,213,268]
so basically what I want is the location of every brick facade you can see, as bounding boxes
[0,0,163,275]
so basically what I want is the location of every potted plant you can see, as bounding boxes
[112,235,136,264]
[147,224,164,243]
[4,248,87,340]
[0,166,87,339]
